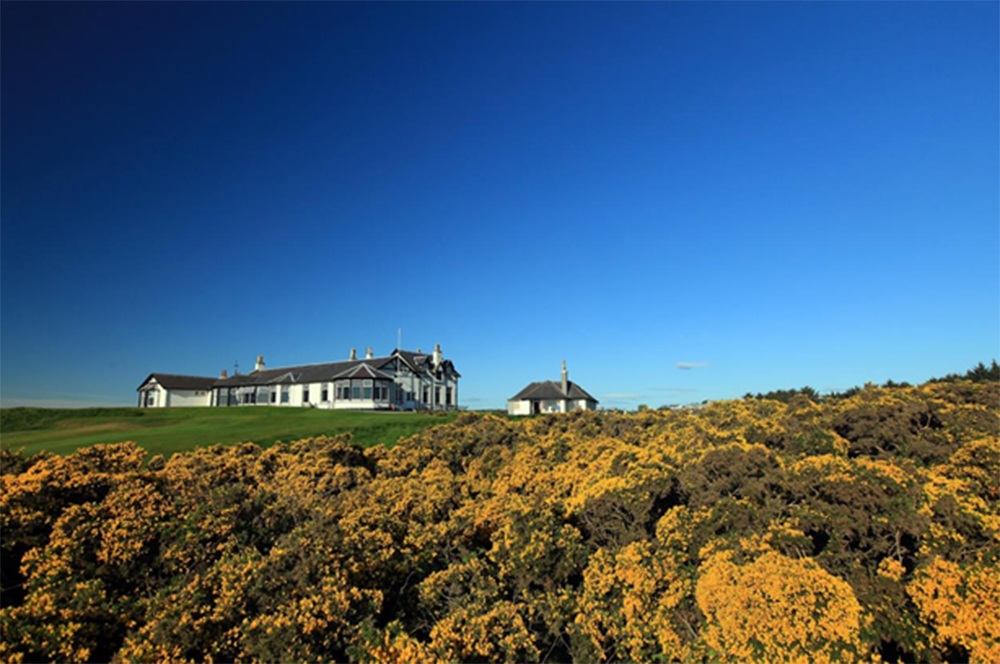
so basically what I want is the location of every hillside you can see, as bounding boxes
[0,407,458,457]
[1,380,997,663]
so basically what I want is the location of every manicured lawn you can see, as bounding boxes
[0,407,459,457]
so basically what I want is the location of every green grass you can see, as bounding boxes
[0,407,459,457]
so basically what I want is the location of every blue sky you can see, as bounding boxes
[2,2,997,410]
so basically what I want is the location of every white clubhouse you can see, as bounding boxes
[137,345,460,411]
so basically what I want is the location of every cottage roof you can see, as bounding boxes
[509,380,597,402]
[137,373,218,391]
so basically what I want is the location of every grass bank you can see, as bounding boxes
[0,406,458,457]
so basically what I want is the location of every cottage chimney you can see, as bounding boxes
[221,369,228,379]
[366,346,374,360]
[254,355,265,372]
[561,360,569,396]
[349,348,357,361]
[416,347,422,354]
[433,343,443,369]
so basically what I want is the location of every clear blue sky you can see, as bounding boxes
[2,2,997,410]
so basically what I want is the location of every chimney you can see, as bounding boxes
[254,355,265,372]
[349,348,357,361]
[366,346,373,360]
[417,347,422,354]
[561,360,569,396]
[433,343,443,369]
[221,369,228,379]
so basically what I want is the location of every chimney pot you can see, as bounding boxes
[221,369,228,378]
[366,346,373,359]
[349,348,357,361]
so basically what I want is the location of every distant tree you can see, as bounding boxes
[929,360,999,385]
[750,386,819,404]
[883,380,912,389]
[966,360,1000,383]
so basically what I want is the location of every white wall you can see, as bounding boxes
[166,389,212,407]
[140,384,166,408]
[507,398,596,415]
[299,381,340,408]
[508,400,531,416]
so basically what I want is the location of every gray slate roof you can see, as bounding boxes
[509,380,597,402]
[138,373,218,391]
[331,364,395,381]
[211,349,457,388]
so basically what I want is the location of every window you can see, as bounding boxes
[352,383,361,399]
[436,387,441,405]
[281,386,289,404]
[446,387,453,405]
[363,379,373,399]
[423,387,429,403]
[303,387,310,403]
[271,391,277,404]
[322,386,329,402]
[374,384,388,401]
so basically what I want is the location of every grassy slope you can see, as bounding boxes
[0,407,459,457]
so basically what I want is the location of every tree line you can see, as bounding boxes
[745,360,999,404]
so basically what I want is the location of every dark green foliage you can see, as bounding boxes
[833,397,953,464]
[748,386,820,403]
[930,360,1000,385]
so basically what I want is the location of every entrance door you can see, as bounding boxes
[532,401,540,415]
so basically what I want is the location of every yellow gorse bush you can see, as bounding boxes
[696,549,865,664]
[1,380,997,663]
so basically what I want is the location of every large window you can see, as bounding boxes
[303,386,310,403]
[271,390,277,404]
[446,387,453,405]
[423,387,429,404]
[322,385,329,402]
[436,387,441,405]
[281,386,289,404]
[363,379,373,399]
